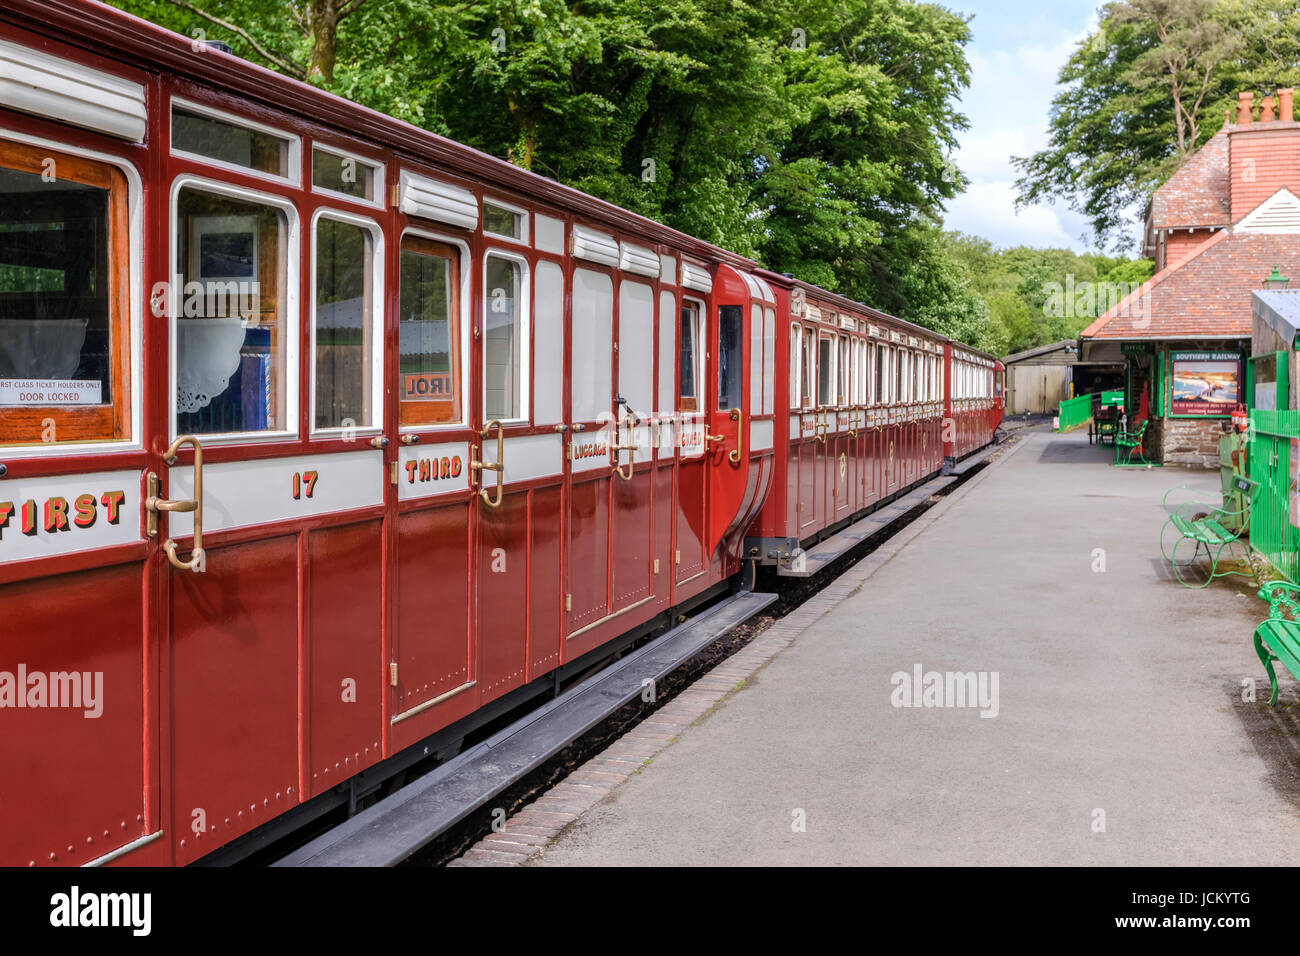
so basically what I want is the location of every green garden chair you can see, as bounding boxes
[1114,418,1148,465]
[1159,476,1260,589]
[1253,580,1300,706]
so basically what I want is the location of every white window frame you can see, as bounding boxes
[308,207,385,438]
[398,228,471,431]
[482,195,530,247]
[681,296,707,415]
[789,322,802,411]
[817,330,836,408]
[0,128,144,457]
[310,143,385,209]
[482,246,531,425]
[170,97,301,187]
[168,174,300,443]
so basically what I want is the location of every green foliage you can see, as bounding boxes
[109,0,1002,343]
[1016,0,1300,247]
[941,233,1153,356]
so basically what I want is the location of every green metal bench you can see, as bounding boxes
[1114,418,1148,465]
[1159,477,1259,588]
[1254,581,1300,706]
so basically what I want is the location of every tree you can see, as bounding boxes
[1011,0,1300,249]
[111,0,983,335]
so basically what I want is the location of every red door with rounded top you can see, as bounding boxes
[705,265,751,552]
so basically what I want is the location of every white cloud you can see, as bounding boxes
[940,12,1110,252]
[944,180,1077,248]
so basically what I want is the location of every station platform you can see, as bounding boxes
[460,426,1300,866]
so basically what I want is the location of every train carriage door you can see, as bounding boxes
[704,264,751,553]
[0,135,161,867]
[387,222,477,751]
[471,227,563,702]
[834,331,852,520]
[674,293,708,583]
[797,322,818,533]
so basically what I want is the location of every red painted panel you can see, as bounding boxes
[306,521,383,799]
[170,536,299,865]
[395,503,472,715]
[529,486,563,678]
[479,490,529,701]
[675,460,706,580]
[798,441,817,533]
[0,564,145,867]
[653,466,673,608]
[568,476,610,629]
[611,470,653,611]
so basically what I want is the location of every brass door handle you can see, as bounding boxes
[147,434,205,572]
[727,407,744,465]
[471,419,505,508]
[614,408,637,480]
[706,433,725,444]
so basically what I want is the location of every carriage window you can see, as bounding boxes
[817,334,833,406]
[399,236,459,425]
[838,335,850,404]
[913,352,922,402]
[172,106,293,179]
[788,323,801,410]
[717,304,742,411]
[895,349,905,404]
[680,302,701,412]
[484,202,525,241]
[175,187,288,435]
[875,344,887,404]
[313,217,376,429]
[313,148,377,202]
[801,327,814,407]
[484,253,524,421]
[0,142,129,445]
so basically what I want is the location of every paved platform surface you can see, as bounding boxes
[521,428,1300,866]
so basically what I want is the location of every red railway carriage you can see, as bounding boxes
[0,0,997,867]
[746,275,1004,569]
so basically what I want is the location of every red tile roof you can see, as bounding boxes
[1148,127,1231,229]
[1081,228,1300,339]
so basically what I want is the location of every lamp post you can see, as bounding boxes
[1264,265,1290,289]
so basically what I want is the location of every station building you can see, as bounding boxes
[1080,89,1300,467]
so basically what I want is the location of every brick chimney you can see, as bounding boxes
[1228,87,1300,221]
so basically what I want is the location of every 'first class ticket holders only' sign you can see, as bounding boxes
[0,379,102,406]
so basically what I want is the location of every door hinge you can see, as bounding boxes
[565,593,572,611]
[390,461,399,485]
[674,549,681,565]
[653,558,660,574]
[389,662,398,686]
[390,183,401,208]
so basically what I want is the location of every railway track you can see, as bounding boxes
[269,435,1015,867]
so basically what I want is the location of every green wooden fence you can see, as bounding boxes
[1249,408,1300,583]
[1056,393,1093,432]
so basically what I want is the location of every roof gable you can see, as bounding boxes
[1236,188,1300,234]
[1149,128,1231,230]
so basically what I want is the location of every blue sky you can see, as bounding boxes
[939,0,1142,253]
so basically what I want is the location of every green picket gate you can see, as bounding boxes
[1249,409,1300,584]
[1056,393,1092,432]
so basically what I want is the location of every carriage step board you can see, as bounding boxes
[274,589,779,867]
[949,443,1000,475]
[780,475,958,578]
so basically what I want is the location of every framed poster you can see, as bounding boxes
[1169,351,1242,416]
